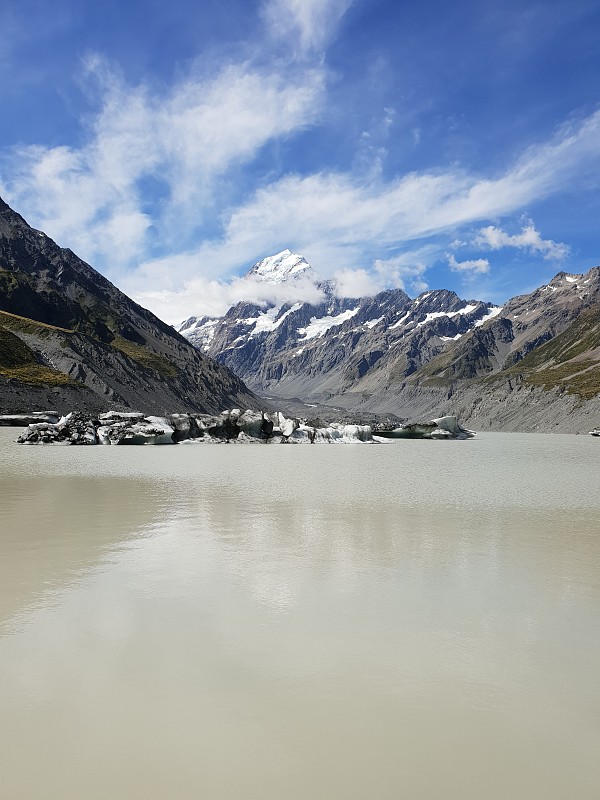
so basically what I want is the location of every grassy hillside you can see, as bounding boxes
[503,305,600,399]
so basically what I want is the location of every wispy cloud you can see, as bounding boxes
[2,0,600,325]
[262,0,355,52]
[0,54,326,269]
[120,107,600,319]
[474,221,569,260]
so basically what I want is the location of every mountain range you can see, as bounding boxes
[2,193,598,432]
[179,250,600,432]
[0,197,257,415]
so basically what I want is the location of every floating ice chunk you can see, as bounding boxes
[430,416,475,439]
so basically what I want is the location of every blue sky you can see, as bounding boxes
[1,0,599,321]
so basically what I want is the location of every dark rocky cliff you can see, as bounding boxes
[0,197,258,414]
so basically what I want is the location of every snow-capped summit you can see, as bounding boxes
[245,249,313,284]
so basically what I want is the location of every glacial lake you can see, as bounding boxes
[1,427,599,799]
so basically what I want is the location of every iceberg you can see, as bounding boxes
[376,415,475,440]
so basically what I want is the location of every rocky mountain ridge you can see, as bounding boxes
[179,250,501,397]
[179,251,600,432]
[0,197,257,414]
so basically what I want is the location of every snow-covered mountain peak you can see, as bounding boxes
[245,250,313,284]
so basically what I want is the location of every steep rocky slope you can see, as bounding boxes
[327,268,600,431]
[0,197,257,414]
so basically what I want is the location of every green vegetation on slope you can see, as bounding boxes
[0,309,73,335]
[504,306,600,399]
[110,337,180,378]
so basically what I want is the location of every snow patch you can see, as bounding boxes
[364,316,384,329]
[390,311,411,329]
[247,250,312,284]
[298,307,360,340]
[182,318,219,351]
[246,302,303,336]
[416,304,479,328]
[474,306,503,327]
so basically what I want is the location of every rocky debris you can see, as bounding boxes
[0,411,59,426]
[376,415,475,440]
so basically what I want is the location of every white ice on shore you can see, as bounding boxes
[16,410,474,445]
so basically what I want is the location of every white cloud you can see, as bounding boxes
[119,106,600,318]
[136,246,436,322]
[330,260,424,300]
[474,222,569,260]
[447,254,490,274]
[215,109,600,263]
[262,0,354,52]
[0,55,326,269]
[332,268,376,298]
[136,272,326,324]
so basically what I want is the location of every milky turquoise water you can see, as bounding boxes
[1,429,599,799]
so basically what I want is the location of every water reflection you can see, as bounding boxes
[0,474,168,631]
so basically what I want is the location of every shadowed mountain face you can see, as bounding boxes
[0,197,257,414]
[179,251,600,431]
